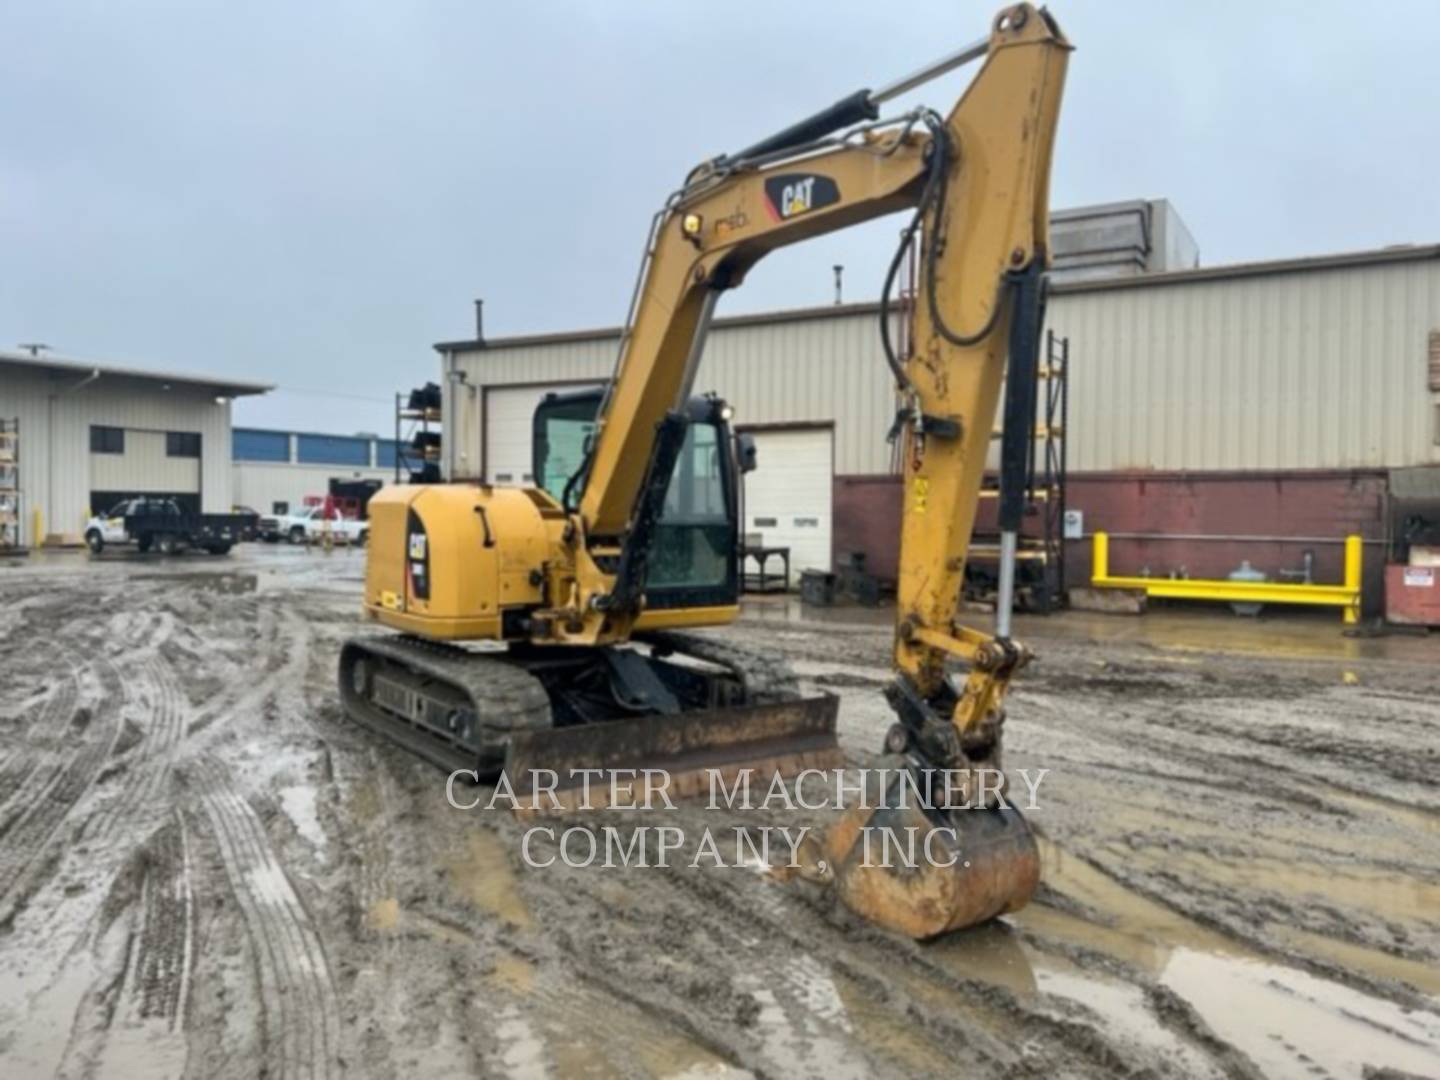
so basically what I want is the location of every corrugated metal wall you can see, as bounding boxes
[1057,259,1440,471]
[0,369,234,544]
[444,254,1440,478]
[444,312,896,480]
[232,462,394,513]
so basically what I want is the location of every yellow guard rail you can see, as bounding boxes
[1091,532,1363,624]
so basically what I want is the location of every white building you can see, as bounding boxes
[231,429,399,515]
[0,349,270,546]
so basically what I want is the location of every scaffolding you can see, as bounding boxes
[394,383,442,484]
[0,418,23,553]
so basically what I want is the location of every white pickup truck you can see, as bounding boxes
[257,505,368,546]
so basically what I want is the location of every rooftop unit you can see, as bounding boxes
[1049,199,1198,284]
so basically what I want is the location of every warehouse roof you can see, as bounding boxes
[434,240,1440,353]
[0,349,272,397]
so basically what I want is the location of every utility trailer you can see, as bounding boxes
[85,497,244,556]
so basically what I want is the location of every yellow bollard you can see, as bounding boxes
[1092,531,1110,583]
[1342,534,1362,625]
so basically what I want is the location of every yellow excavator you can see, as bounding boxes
[341,3,1069,939]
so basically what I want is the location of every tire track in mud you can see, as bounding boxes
[0,656,126,928]
[196,756,339,1080]
[94,653,190,840]
[0,652,81,814]
[58,809,200,1080]
[184,604,310,747]
[129,810,196,1029]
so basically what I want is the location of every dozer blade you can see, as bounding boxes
[505,694,841,813]
[824,774,1039,939]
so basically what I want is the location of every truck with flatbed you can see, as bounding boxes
[84,497,244,556]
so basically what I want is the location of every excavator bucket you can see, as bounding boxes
[823,772,1039,939]
[505,694,842,813]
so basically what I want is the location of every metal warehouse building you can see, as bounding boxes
[231,429,399,515]
[436,239,1440,611]
[0,350,270,546]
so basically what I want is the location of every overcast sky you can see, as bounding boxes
[4,1,1438,434]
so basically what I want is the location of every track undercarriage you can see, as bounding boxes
[338,631,841,800]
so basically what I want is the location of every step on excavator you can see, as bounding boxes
[340,3,1069,939]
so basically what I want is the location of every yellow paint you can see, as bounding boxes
[1091,531,1364,623]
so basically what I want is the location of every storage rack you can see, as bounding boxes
[0,418,22,553]
[394,384,443,484]
[965,331,1069,612]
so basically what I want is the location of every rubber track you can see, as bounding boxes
[640,630,804,703]
[340,635,552,770]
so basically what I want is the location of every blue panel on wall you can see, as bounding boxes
[376,440,400,468]
[233,428,290,462]
[297,434,370,466]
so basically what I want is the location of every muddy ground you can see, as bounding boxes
[0,545,1437,1079]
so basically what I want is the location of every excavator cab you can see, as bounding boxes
[533,388,745,612]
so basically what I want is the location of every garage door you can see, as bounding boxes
[90,428,201,514]
[485,384,600,485]
[743,428,832,585]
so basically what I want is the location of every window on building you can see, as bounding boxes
[376,439,400,469]
[90,426,125,454]
[233,428,290,462]
[166,431,201,458]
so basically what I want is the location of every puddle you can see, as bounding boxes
[279,784,328,857]
[1162,947,1440,1078]
[632,1034,748,1079]
[447,828,533,930]
[365,897,401,932]
[1125,846,1440,928]
[493,1003,550,1077]
[1014,843,1440,1077]
[739,976,867,1080]
[492,953,535,995]
[1275,926,1440,998]
[926,920,1039,997]
[134,571,258,595]
[1036,966,1225,1077]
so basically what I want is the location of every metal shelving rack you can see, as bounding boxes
[394,384,443,483]
[0,418,23,553]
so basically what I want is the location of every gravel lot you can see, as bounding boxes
[1,544,1437,1078]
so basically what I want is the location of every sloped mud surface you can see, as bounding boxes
[0,549,1437,1078]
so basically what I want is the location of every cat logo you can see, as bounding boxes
[763,173,840,222]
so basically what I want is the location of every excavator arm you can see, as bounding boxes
[579,5,1068,761]
[564,4,1070,938]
